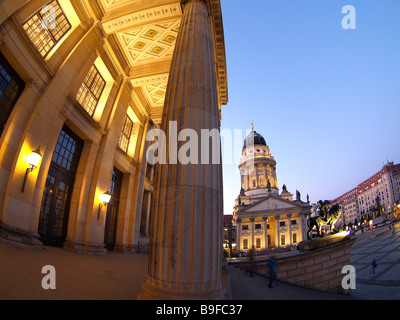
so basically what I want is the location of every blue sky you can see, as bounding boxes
[220,0,400,215]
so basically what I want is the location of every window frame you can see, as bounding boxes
[243,239,248,250]
[280,234,285,246]
[76,65,106,117]
[0,53,25,137]
[118,114,134,154]
[22,0,72,58]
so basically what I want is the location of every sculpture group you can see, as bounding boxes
[307,200,342,240]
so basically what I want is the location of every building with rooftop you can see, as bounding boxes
[232,127,312,254]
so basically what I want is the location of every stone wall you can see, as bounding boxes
[231,234,356,295]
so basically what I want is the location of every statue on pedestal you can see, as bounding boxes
[307,201,342,240]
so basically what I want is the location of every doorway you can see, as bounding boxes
[38,126,83,247]
[104,167,123,251]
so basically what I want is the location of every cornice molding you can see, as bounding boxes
[101,3,182,34]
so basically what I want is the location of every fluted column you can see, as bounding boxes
[236,219,241,254]
[263,217,268,249]
[288,214,292,246]
[250,218,255,249]
[139,0,224,300]
[276,216,280,248]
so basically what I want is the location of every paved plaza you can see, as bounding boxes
[0,223,399,300]
[0,241,148,300]
[350,223,400,300]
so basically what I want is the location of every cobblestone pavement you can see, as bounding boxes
[350,223,400,300]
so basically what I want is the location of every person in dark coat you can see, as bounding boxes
[248,246,257,277]
[268,254,278,288]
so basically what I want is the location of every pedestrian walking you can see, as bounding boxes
[248,246,257,277]
[371,258,377,274]
[268,254,278,288]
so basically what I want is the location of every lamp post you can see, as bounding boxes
[21,147,42,193]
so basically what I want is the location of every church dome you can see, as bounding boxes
[239,126,278,196]
[243,130,268,150]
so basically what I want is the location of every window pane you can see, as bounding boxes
[118,115,134,153]
[0,54,25,136]
[23,0,71,57]
[52,128,82,173]
[38,174,56,234]
[76,65,106,117]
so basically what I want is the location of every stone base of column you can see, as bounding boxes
[138,280,225,300]
[64,240,107,255]
[84,243,107,255]
[63,240,85,253]
[0,224,43,249]
[113,243,135,254]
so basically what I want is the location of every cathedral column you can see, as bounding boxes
[288,214,292,246]
[139,0,224,300]
[236,219,241,255]
[250,218,255,249]
[263,217,268,249]
[276,216,280,248]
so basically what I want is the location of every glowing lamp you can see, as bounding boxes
[98,191,112,219]
[27,147,42,168]
[21,147,43,193]
[99,191,112,205]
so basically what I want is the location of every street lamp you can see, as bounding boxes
[21,147,42,193]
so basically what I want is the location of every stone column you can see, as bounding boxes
[139,0,224,300]
[288,214,292,246]
[250,218,255,249]
[236,219,241,255]
[263,217,268,249]
[276,216,280,248]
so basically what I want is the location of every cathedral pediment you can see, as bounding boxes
[238,194,303,213]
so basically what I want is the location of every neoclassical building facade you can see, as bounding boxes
[233,128,311,254]
[0,0,227,284]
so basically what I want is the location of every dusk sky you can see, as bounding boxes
[219,0,400,215]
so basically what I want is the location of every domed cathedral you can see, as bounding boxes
[233,125,312,255]
[239,125,279,197]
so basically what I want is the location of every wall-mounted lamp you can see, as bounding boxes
[98,191,112,219]
[21,147,42,193]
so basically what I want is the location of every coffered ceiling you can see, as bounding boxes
[100,1,182,122]
[99,0,227,123]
